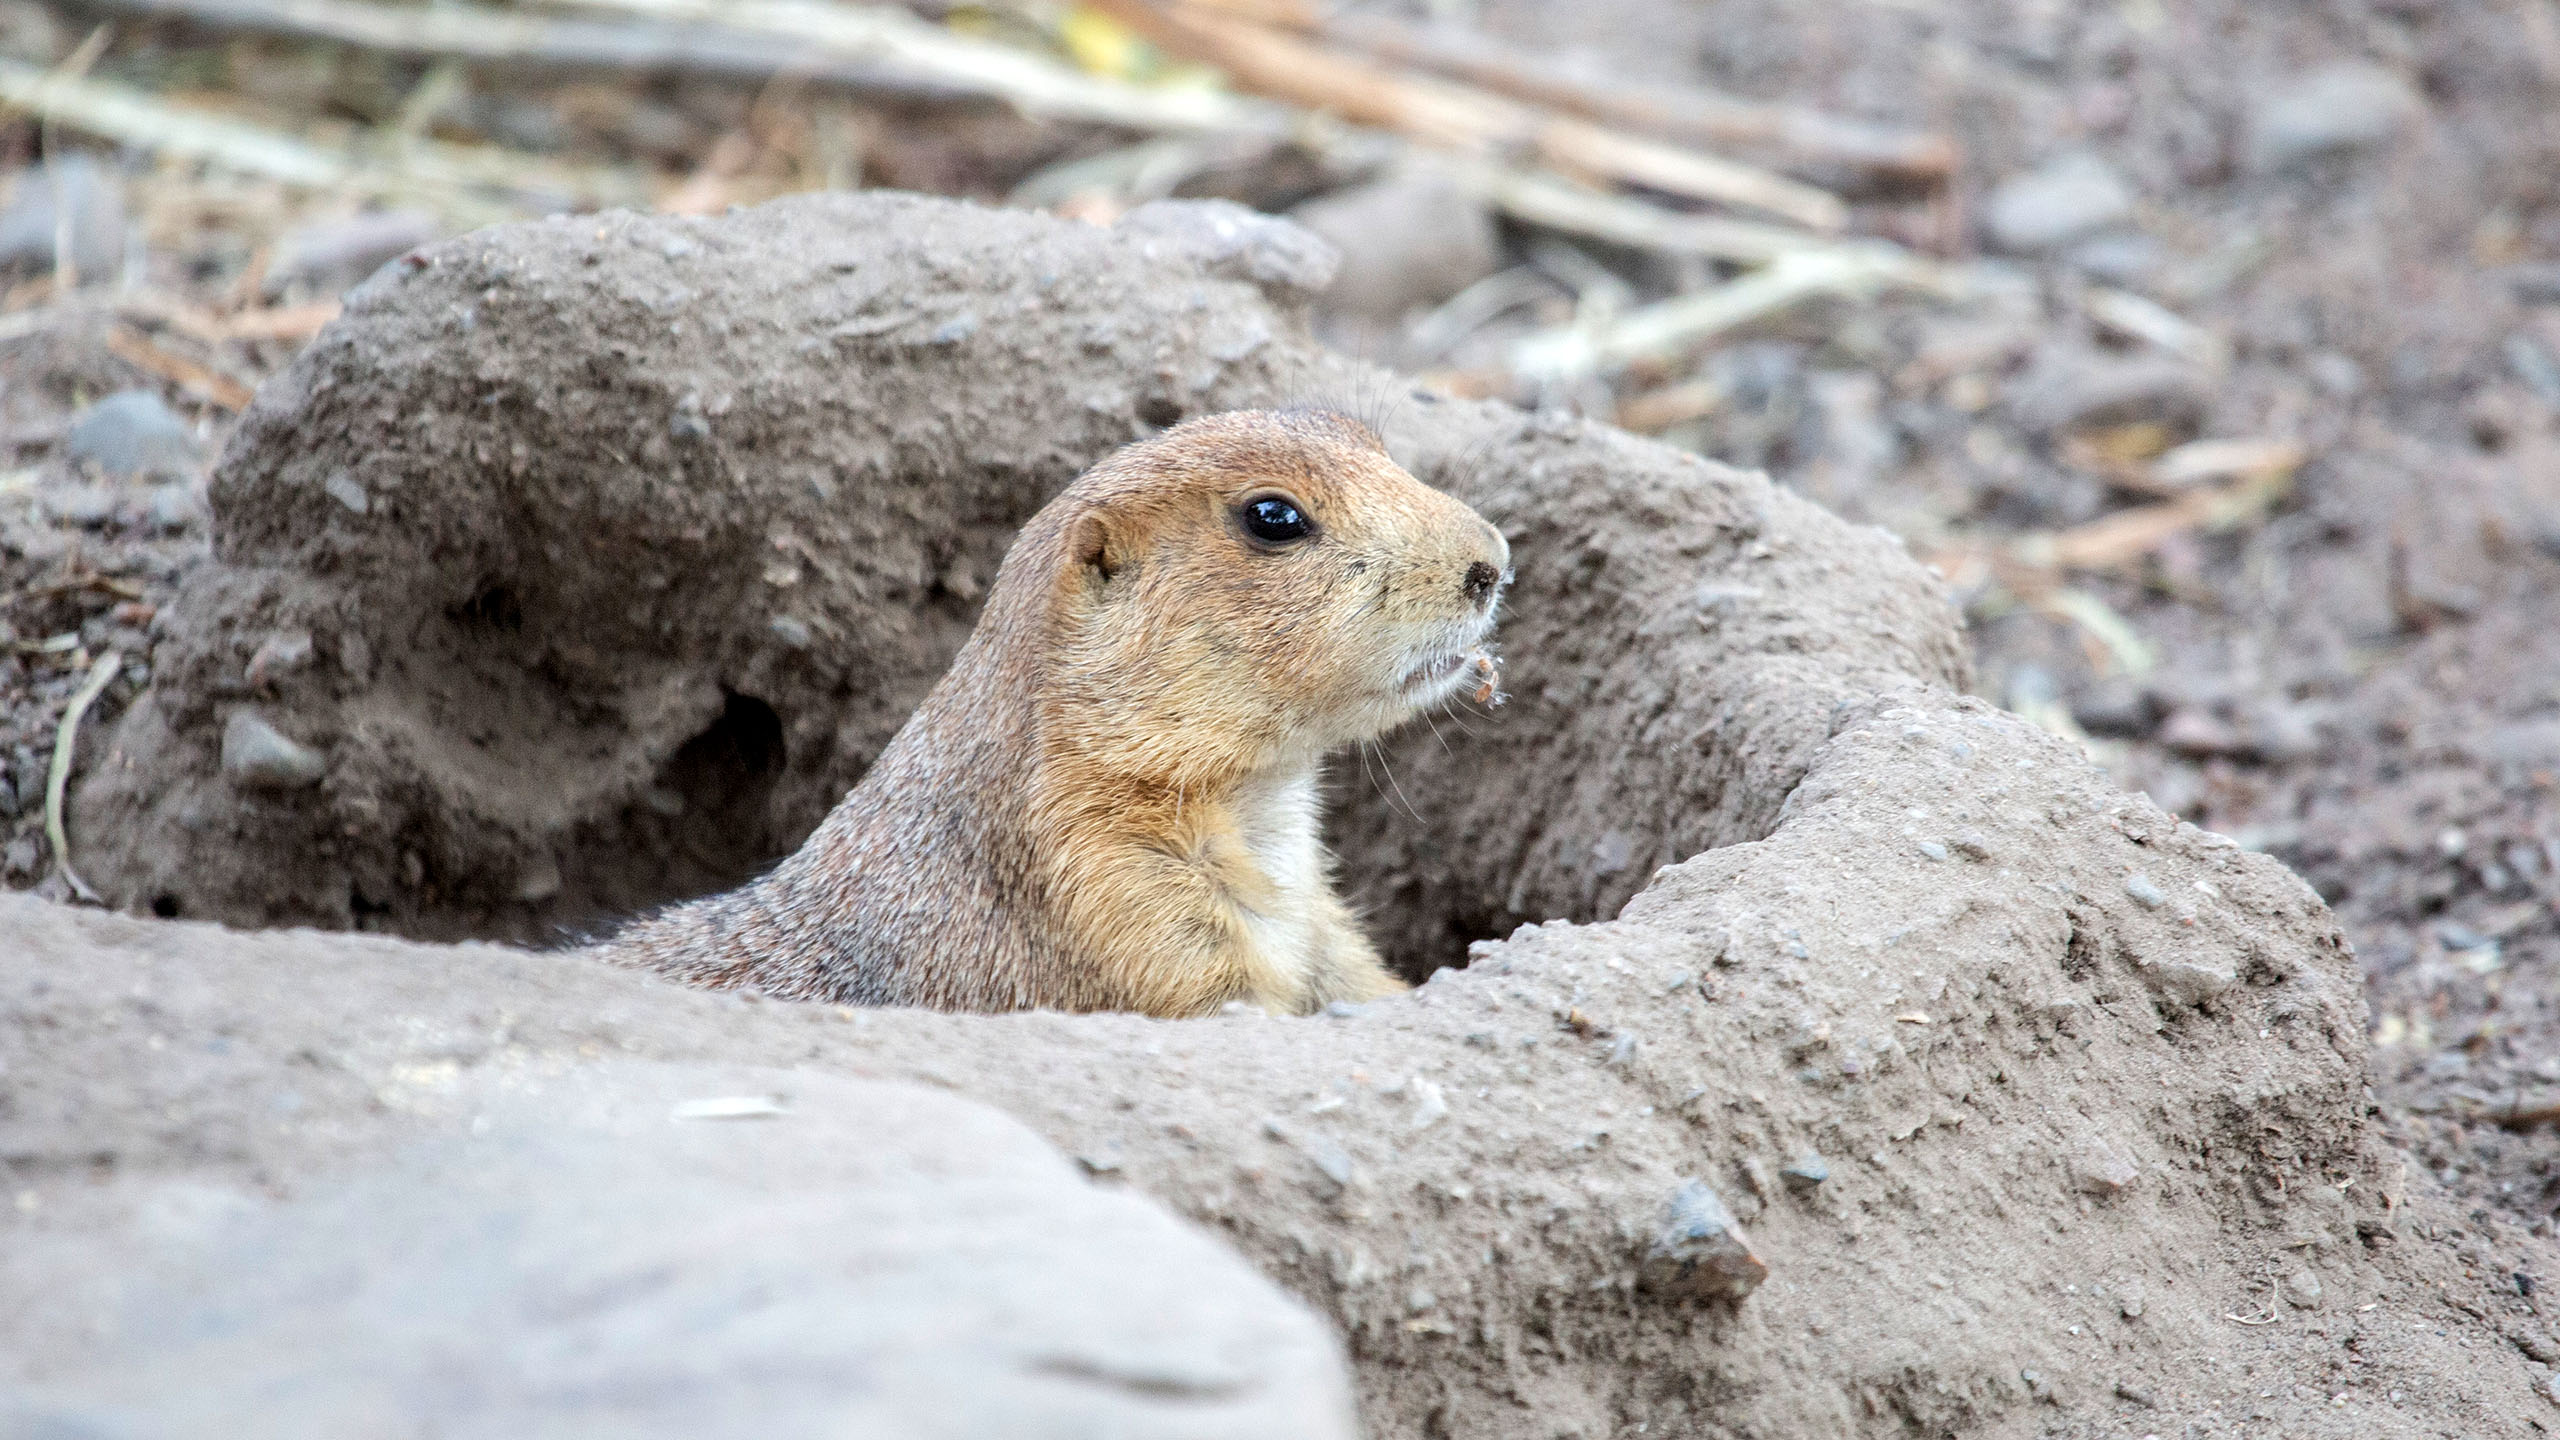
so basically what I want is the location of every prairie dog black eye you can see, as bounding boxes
[1240,495,1312,545]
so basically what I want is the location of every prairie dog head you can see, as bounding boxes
[1026,409,1509,781]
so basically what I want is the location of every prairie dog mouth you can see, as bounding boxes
[1399,645,1502,705]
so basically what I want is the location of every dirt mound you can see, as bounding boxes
[2,973,1355,1438]
[33,194,2555,1433]
[69,190,1964,972]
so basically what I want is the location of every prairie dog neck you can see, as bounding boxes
[1220,763,1332,991]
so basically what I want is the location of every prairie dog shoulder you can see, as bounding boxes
[598,409,1511,1018]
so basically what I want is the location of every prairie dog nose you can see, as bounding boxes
[1462,559,1502,609]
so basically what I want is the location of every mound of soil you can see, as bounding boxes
[69,191,1962,975]
[19,195,2549,1435]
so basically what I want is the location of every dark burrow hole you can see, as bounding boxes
[451,583,525,635]
[562,692,791,932]
[150,893,181,919]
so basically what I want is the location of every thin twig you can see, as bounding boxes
[1084,0,1847,229]
[0,57,650,217]
[105,323,256,410]
[2496,1101,2560,1131]
[1174,0,1957,177]
[1466,163,1825,264]
[1511,243,1952,379]
[45,647,122,905]
[68,0,1266,131]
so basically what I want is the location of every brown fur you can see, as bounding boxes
[594,409,1510,1017]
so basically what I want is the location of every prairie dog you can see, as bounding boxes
[597,409,1509,1017]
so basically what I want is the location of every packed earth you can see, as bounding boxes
[1,0,2557,1435]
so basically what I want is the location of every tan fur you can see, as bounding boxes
[594,409,1510,1018]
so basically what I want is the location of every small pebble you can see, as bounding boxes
[322,473,369,515]
[2123,873,2167,908]
[768,615,813,649]
[1916,839,1950,863]
[2280,1267,2324,1310]
[245,630,316,689]
[39,483,116,527]
[1779,1155,1829,1189]
[268,210,441,296]
[1289,160,1499,321]
[2247,62,2421,172]
[1640,1180,1767,1302]
[144,483,205,532]
[66,391,199,482]
[220,709,326,790]
[1984,152,2134,253]
[1306,1138,1355,1188]
[2072,1144,2141,1197]
[1950,833,1992,862]
[2434,920,2491,952]
[1409,1078,1449,1130]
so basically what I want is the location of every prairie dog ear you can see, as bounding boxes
[1068,509,1121,585]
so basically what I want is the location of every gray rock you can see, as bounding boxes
[2133,947,2236,1008]
[2071,1144,2141,1197]
[2123,873,2167,908]
[38,482,116,527]
[322,473,369,515]
[1779,1155,1830,1190]
[266,210,441,297]
[221,710,326,791]
[7,1063,1357,1440]
[1290,162,1499,322]
[2247,62,2421,172]
[2280,1267,2325,1310]
[1984,152,2135,254]
[1641,1180,1767,1301]
[143,482,205,532]
[0,154,125,280]
[1118,200,1339,305]
[2008,350,2209,437]
[2157,707,2243,758]
[65,391,200,483]
[2062,232,2164,285]
[244,631,316,689]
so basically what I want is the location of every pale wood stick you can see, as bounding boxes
[1084,0,1848,230]
[1172,0,1955,177]
[0,56,649,215]
[66,0,1288,136]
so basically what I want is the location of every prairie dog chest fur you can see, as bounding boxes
[602,409,1511,1019]
[1219,766,1334,997]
